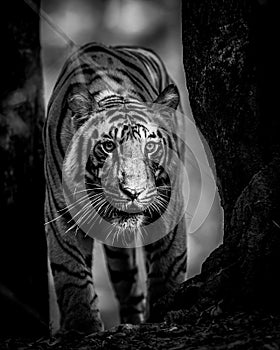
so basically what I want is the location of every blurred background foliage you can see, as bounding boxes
[40,0,222,330]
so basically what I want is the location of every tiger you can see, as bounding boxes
[43,42,187,334]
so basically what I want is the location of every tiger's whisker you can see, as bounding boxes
[67,193,104,224]
[67,202,92,224]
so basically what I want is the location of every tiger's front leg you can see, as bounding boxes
[103,245,145,324]
[144,216,187,322]
[47,218,103,334]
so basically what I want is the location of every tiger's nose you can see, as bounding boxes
[121,187,144,200]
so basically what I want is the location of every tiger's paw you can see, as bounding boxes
[59,318,104,336]
[120,312,145,325]
[120,307,145,325]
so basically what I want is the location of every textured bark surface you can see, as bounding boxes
[153,0,280,320]
[0,0,48,335]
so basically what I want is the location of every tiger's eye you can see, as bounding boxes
[145,141,157,153]
[103,140,115,152]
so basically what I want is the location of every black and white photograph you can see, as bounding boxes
[0,0,279,349]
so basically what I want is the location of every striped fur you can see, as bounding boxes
[44,42,187,333]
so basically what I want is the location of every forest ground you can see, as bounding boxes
[1,309,280,350]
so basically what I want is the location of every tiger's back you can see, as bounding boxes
[44,42,187,333]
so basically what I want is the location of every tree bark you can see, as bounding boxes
[0,0,48,335]
[153,0,280,320]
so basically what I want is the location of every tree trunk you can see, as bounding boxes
[0,0,48,336]
[154,0,280,320]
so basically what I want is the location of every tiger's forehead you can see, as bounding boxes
[98,111,160,141]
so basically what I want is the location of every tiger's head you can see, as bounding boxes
[63,84,181,244]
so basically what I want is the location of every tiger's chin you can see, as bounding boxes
[109,213,146,244]
[112,211,145,227]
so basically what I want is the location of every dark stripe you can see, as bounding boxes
[144,54,162,80]
[103,245,134,259]
[164,251,187,282]
[85,254,92,269]
[129,113,151,124]
[58,281,94,316]
[172,256,187,280]
[107,74,124,85]
[57,63,92,89]
[71,70,105,86]
[130,110,153,119]
[107,266,139,284]
[49,221,86,266]
[50,262,92,279]
[53,63,90,94]
[108,113,148,125]
[117,47,163,90]
[115,68,154,99]
[133,52,159,81]
[45,127,63,182]
[89,293,98,306]
[59,281,93,301]
[124,294,145,305]
[115,45,161,73]
[82,45,156,93]
[46,184,62,217]
[55,104,68,165]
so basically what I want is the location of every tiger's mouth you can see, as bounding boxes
[86,186,171,227]
[92,199,159,224]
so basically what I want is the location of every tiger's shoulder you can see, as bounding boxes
[48,42,170,108]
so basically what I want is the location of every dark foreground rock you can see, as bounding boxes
[2,310,280,350]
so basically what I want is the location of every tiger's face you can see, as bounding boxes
[65,84,179,240]
[89,115,171,231]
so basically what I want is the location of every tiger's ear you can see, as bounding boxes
[153,84,180,110]
[67,85,95,115]
[67,85,98,129]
